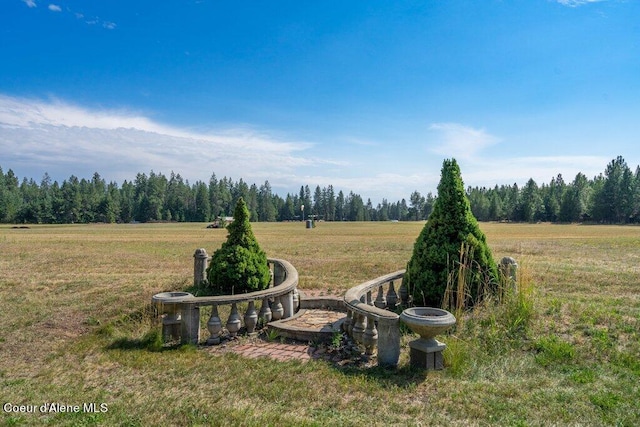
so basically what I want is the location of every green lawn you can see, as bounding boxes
[1,222,639,426]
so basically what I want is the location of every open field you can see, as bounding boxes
[1,222,639,426]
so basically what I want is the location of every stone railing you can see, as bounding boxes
[343,270,408,368]
[153,249,299,345]
[343,257,519,368]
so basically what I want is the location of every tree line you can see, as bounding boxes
[0,156,638,224]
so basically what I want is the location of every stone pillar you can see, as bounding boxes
[162,311,181,342]
[408,339,445,370]
[376,318,400,368]
[180,303,200,345]
[282,292,294,319]
[499,256,519,292]
[193,248,209,287]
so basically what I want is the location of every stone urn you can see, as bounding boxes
[400,307,456,370]
[152,292,194,342]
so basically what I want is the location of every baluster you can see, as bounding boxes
[386,281,398,309]
[366,291,373,306]
[259,297,272,325]
[374,286,387,309]
[362,315,378,355]
[292,288,300,311]
[399,280,410,308]
[343,309,352,335]
[271,297,284,321]
[282,292,294,319]
[244,300,258,336]
[226,303,242,337]
[207,304,223,345]
[352,312,366,344]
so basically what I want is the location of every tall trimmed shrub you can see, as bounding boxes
[206,197,271,295]
[403,159,498,307]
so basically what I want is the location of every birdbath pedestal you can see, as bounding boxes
[152,291,195,342]
[400,307,456,370]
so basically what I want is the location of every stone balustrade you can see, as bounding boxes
[153,250,299,345]
[343,270,408,368]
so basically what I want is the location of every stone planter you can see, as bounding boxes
[400,307,456,370]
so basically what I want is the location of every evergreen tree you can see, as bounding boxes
[592,156,632,223]
[208,173,222,219]
[559,172,590,222]
[409,190,425,220]
[279,193,296,221]
[521,178,543,222]
[258,181,276,221]
[194,181,211,222]
[403,159,498,307]
[335,190,345,221]
[326,185,336,221]
[488,190,503,221]
[206,197,271,295]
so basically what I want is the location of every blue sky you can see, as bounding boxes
[1,0,639,202]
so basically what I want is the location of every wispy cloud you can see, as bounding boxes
[459,155,609,188]
[556,0,607,7]
[429,122,500,160]
[0,95,623,202]
[0,94,332,188]
[22,1,117,30]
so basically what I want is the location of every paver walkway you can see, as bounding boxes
[232,341,315,362]
[205,337,347,362]
[205,298,348,362]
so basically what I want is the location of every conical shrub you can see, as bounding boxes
[403,159,498,307]
[206,197,271,295]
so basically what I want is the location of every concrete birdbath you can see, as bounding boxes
[400,307,456,370]
[152,292,194,341]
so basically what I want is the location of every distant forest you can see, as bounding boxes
[1,156,639,224]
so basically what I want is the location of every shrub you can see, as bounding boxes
[403,158,498,307]
[206,197,271,295]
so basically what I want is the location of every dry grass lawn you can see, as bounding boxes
[1,222,639,425]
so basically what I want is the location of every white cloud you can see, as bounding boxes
[0,94,343,191]
[103,21,116,30]
[556,0,607,7]
[458,155,609,189]
[428,122,500,160]
[0,94,628,203]
[48,4,61,12]
[23,0,37,8]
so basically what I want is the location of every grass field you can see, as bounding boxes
[1,222,639,426]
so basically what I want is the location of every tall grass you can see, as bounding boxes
[442,242,536,377]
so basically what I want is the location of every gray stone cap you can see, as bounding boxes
[344,269,405,321]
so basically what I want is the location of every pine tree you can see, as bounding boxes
[403,159,498,307]
[206,197,271,295]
